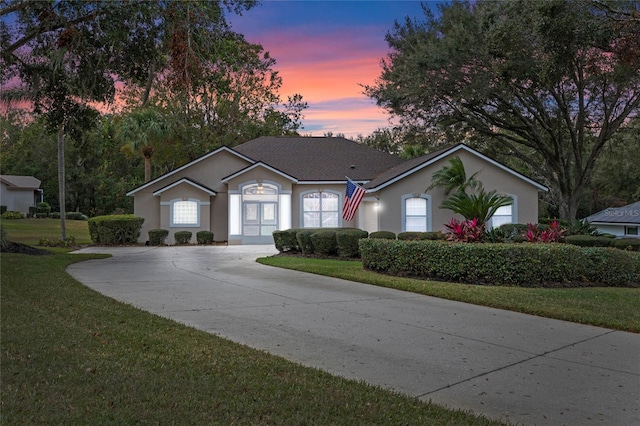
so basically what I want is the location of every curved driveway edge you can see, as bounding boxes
[68,245,640,425]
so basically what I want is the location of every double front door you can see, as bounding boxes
[243,201,277,241]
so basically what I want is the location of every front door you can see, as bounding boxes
[243,201,277,244]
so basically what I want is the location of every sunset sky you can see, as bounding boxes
[229,1,433,138]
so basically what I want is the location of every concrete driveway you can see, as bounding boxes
[68,245,640,425]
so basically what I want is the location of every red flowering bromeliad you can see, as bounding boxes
[444,217,485,242]
[523,221,566,243]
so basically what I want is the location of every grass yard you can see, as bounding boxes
[1,218,92,246]
[257,256,640,333]
[1,252,501,425]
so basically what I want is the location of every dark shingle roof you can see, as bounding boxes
[363,145,453,189]
[0,175,41,189]
[233,136,405,181]
[585,201,640,225]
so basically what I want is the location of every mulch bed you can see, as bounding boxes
[1,242,51,255]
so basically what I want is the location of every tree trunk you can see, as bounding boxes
[57,125,67,241]
[144,157,151,183]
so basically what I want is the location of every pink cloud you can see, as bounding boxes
[250,29,390,136]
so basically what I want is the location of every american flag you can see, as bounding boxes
[342,179,366,222]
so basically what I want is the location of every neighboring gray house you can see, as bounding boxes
[585,201,640,237]
[127,137,548,245]
[0,175,43,215]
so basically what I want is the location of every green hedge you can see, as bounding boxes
[565,235,614,247]
[336,229,369,258]
[397,232,442,241]
[174,231,192,245]
[610,238,640,251]
[196,231,214,245]
[88,215,144,245]
[369,231,396,240]
[50,212,88,220]
[148,229,169,246]
[273,229,302,252]
[359,239,640,287]
[310,230,338,256]
[296,230,316,255]
[1,211,23,219]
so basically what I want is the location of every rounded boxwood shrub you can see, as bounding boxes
[397,232,440,241]
[174,231,192,245]
[565,235,613,247]
[370,231,396,240]
[311,230,338,256]
[36,202,51,216]
[196,231,214,245]
[88,214,144,245]
[273,229,301,252]
[1,211,24,219]
[336,229,368,258]
[610,238,640,252]
[148,229,169,246]
[296,230,316,255]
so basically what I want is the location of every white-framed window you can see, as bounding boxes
[171,199,199,227]
[402,194,430,232]
[488,195,517,230]
[490,205,513,229]
[302,191,339,228]
[625,226,638,236]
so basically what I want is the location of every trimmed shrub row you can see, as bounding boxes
[88,215,144,245]
[359,239,640,288]
[50,212,88,220]
[148,229,214,245]
[148,229,169,246]
[1,211,24,219]
[565,235,640,251]
[273,228,369,258]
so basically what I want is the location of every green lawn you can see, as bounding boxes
[257,256,640,333]
[1,252,501,425]
[1,218,92,245]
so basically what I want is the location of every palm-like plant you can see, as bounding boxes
[428,155,512,227]
[118,109,169,183]
[440,189,513,226]
[427,156,481,195]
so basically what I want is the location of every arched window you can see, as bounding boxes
[302,191,339,228]
[402,194,431,232]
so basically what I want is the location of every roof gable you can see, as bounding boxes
[365,144,548,192]
[152,178,217,196]
[126,146,253,196]
[221,161,298,183]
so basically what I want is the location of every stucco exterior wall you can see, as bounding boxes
[375,151,541,234]
[131,150,250,243]
[1,184,38,214]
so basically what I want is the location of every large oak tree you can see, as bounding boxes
[365,0,640,219]
[0,0,304,237]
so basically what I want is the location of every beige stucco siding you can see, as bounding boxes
[132,150,250,243]
[291,184,346,228]
[1,184,38,214]
[375,151,541,234]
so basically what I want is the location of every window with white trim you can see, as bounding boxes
[171,200,199,227]
[626,226,638,236]
[302,191,339,228]
[490,204,513,229]
[404,196,428,232]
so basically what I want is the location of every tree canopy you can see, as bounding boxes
[1,0,306,233]
[365,0,640,219]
